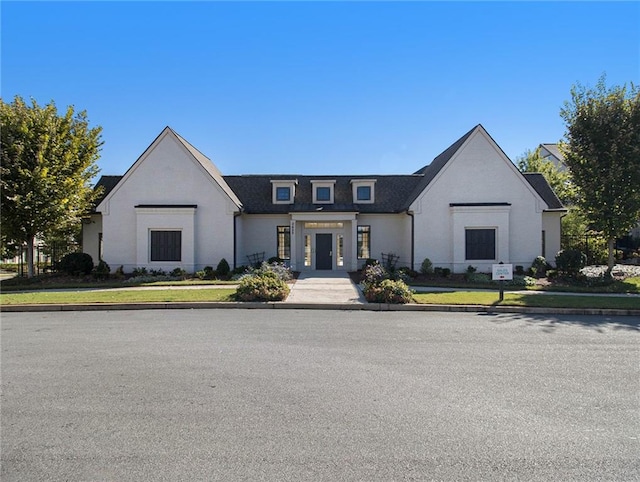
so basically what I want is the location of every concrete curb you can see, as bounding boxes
[2,302,639,316]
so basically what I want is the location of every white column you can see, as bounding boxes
[289,218,297,270]
[351,218,358,271]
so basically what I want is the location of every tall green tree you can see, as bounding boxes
[560,76,640,273]
[516,147,577,205]
[1,96,103,277]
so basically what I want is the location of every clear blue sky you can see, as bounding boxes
[2,1,638,177]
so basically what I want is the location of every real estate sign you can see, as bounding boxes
[492,263,513,281]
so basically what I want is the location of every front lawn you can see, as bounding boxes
[413,291,640,310]
[0,274,237,292]
[0,288,237,305]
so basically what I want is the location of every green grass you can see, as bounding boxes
[0,277,237,292]
[0,288,237,305]
[412,291,640,310]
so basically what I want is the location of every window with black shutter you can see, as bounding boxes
[150,231,182,261]
[465,229,495,260]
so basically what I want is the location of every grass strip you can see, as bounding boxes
[1,288,237,305]
[413,291,640,310]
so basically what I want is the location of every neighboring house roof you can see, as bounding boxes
[93,124,564,215]
[523,173,564,210]
[539,143,564,162]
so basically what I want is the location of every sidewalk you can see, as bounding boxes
[286,271,366,304]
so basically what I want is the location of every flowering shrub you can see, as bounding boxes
[361,262,388,285]
[236,271,290,301]
[364,279,413,304]
[360,261,413,304]
[252,261,293,281]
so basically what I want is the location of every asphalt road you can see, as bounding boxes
[2,310,639,481]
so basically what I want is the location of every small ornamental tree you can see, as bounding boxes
[560,76,640,274]
[0,96,103,277]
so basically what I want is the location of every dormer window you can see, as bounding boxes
[357,186,371,201]
[311,180,335,204]
[276,187,291,201]
[351,179,376,204]
[271,180,297,204]
[316,187,331,201]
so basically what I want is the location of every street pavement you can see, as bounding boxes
[2,309,638,481]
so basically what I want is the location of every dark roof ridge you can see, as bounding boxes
[404,124,481,209]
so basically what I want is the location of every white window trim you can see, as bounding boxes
[311,180,336,204]
[271,180,297,204]
[350,179,376,204]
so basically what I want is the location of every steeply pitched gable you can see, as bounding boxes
[97,127,242,211]
[404,125,480,208]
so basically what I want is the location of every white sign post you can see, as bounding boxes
[492,263,513,301]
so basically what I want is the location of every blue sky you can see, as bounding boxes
[2,1,638,178]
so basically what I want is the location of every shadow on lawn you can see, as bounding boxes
[477,311,640,333]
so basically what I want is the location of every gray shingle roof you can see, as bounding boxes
[223,175,423,214]
[91,175,122,212]
[540,143,564,162]
[406,124,479,208]
[92,124,565,215]
[523,173,565,210]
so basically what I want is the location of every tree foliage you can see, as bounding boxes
[0,96,103,276]
[559,76,640,271]
[516,147,576,205]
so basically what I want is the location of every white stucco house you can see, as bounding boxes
[83,124,566,274]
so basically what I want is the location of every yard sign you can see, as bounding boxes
[492,263,513,281]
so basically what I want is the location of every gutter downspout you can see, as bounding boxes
[406,210,414,271]
[233,211,242,269]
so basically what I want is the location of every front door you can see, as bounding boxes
[315,233,332,270]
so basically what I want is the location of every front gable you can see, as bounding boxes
[97,127,241,215]
[409,125,547,213]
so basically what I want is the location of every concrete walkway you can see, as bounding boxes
[286,271,366,304]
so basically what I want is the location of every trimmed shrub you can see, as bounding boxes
[364,279,413,304]
[236,272,290,301]
[93,260,111,280]
[364,258,379,268]
[464,265,477,281]
[59,252,94,276]
[197,269,217,280]
[398,267,418,279]
[515,265,525,276]
[420,258,433,275]
[361,261,388,285]
[360,261,412,304]
[132,267,148,277]
[530,256,549,278]
[466,272,492,284]
[216,258,231,277]
[441,268,451,278]
[250,261,293,281]
[556,249,587,277]
[231,265,248,276]
[171,267,187,279]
